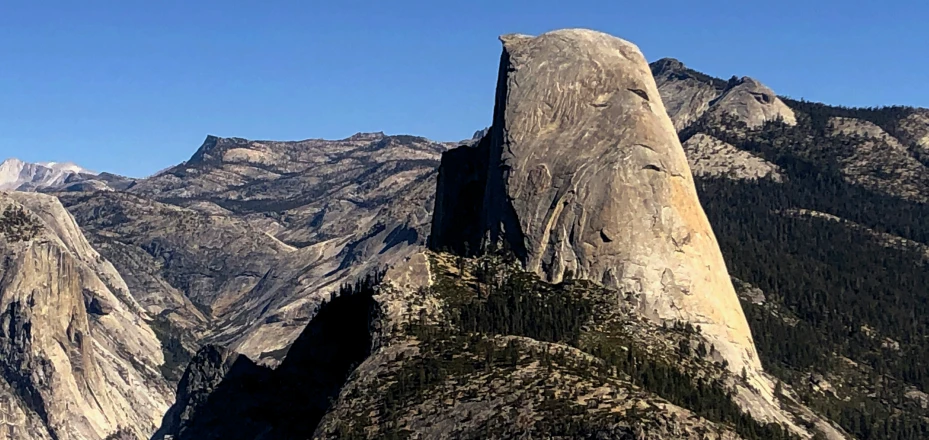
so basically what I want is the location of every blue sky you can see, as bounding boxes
[1,0,926,177]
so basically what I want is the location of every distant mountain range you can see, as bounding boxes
[0,158,134,192]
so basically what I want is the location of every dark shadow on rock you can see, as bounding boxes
[152,273,382,440]
[428,134,490,256]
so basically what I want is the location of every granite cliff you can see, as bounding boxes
[432,29,761,381]
[0,192,172,440]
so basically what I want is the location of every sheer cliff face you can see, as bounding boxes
[0,192,171,440]
[457,29,760,374]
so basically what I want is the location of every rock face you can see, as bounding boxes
[707,77,796,128]
[651,58,725,132]
[683,133,783,182]
[651,59,795,131]
[434,29,761,376]
[0,192,172,440]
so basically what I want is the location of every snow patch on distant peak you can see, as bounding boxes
[37,161,98,175]
[0,158,98,191]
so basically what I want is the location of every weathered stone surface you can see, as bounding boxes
[457,28,761,377]
[651,58,724,131]
[706,76,797,128]
[650,59,795,132]
[828,117,929,202]
[683,133,783,181]
[897,109,929,161]
[0,192,172,440]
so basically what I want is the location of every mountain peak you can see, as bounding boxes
[650,57,686,74]
[0,158,98,191]
[1,157,25,166]
[37,161,97,175]
[346,131,386,141]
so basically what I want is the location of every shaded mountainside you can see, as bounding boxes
[653,58,929,439]
[156,253,789,439]
[153,275,379,440]
[314,252,802,439]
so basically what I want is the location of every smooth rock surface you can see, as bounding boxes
[0,192,172,440]
[707,76,797,128]
[472,28,761,375]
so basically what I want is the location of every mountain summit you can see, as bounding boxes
[0,158,97,191]
[0,158,136,193]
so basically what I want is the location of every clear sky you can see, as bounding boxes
[1,0,926,177]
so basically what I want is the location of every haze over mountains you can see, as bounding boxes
[2,28,928,440]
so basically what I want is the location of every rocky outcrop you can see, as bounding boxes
[650,58,795,131]
[0,192,172,440]
[150,345,240,440]
[707,77,796,128]
[434,29,761,378]
[897,109,929,162]
[651,58,725,131]
[153,277,377,440]
[683,133,783,182]
[828,117,929,202]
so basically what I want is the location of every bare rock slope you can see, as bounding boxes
[651,59,795,131]
[58,133,448,364]
[682,133,783,182]
[0,192,172,440]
